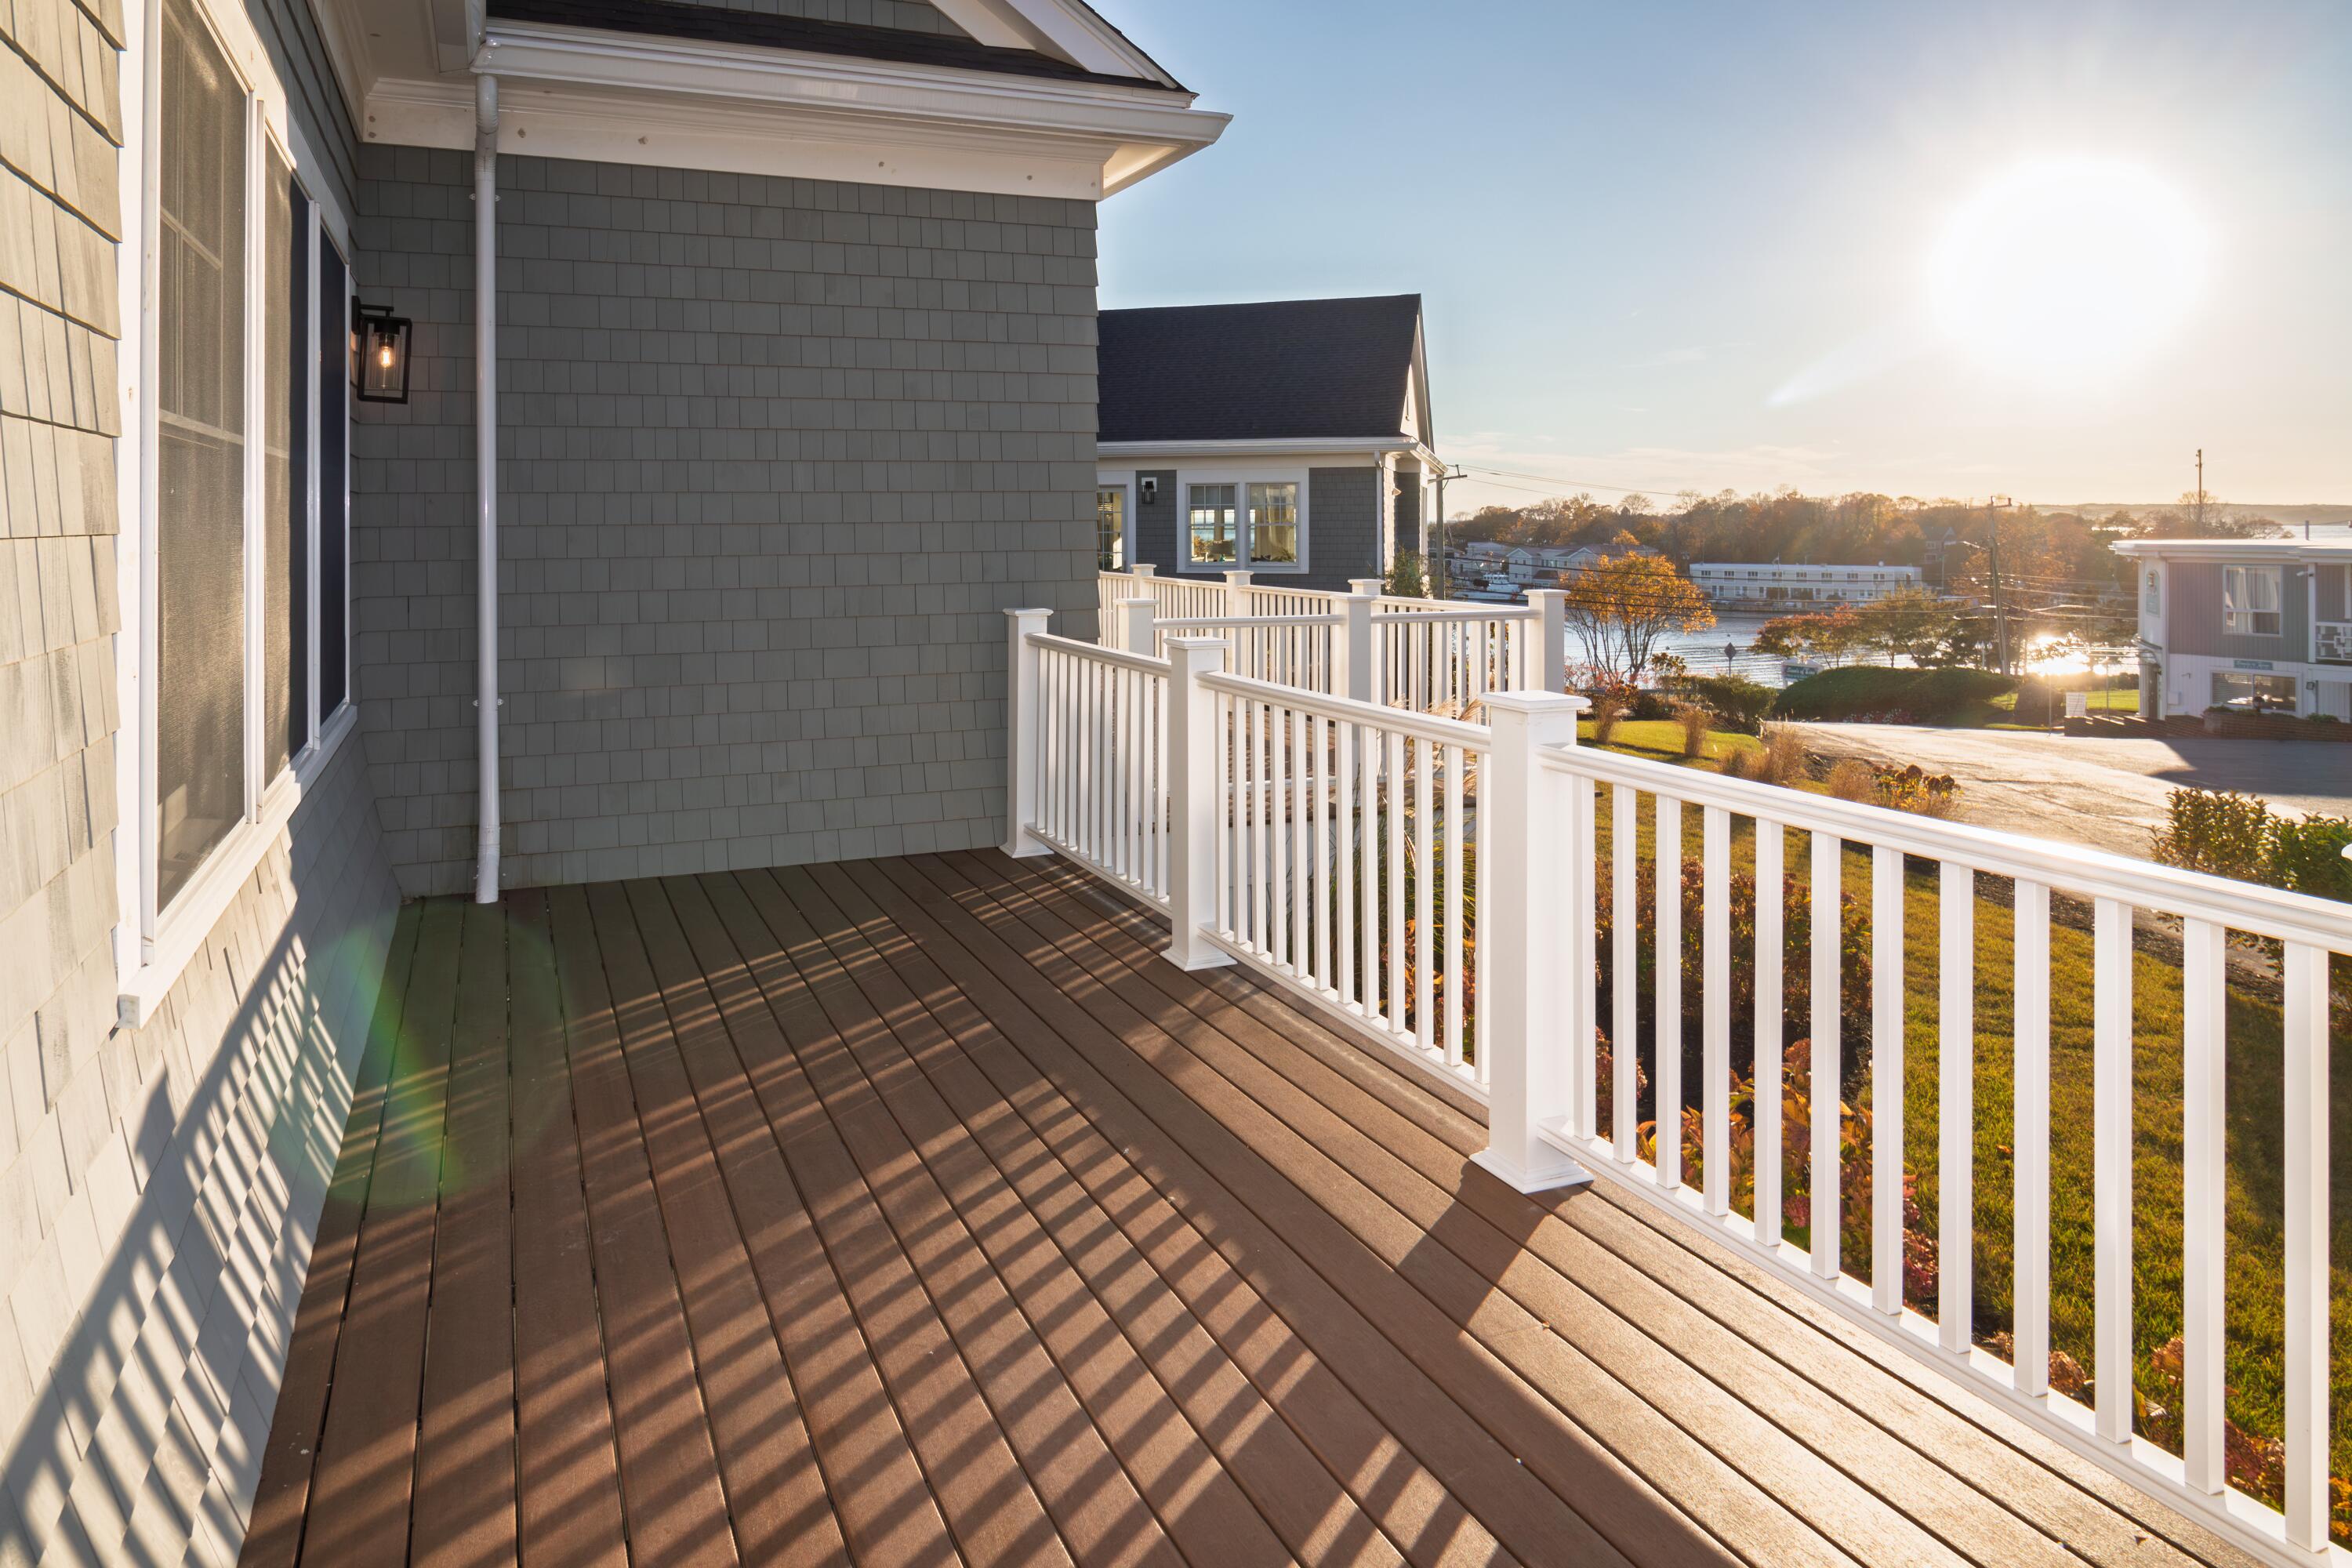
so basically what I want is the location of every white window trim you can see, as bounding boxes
[114,0,359,1026]
[1174,466,1311,575]
[1094,472,1134,573]
[2222,564,2283,638]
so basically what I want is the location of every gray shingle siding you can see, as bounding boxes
[1123,465,1380,593]
[354,146,1102,896]
[2,2,398,1562]
[2166,561,2311,662]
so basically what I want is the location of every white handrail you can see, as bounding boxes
[1539,742,2352,949]
[1001,620,2348,1567]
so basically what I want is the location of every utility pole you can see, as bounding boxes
[2194,448,2205,533]
[1432,464,1454,601]
[1986,495,2015,675]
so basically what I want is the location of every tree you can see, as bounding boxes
[1561,535,1715,683]
[1385,551,1427,599]
[1853,587,1954,665]
[1752,607,1864,666]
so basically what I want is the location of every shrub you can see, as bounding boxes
[1875,764,1962,818]
[1591,705,1627,745]
[1669,701,1712,758]
[2150,789,2352,903]
[1773,665,2017,723]
[1755,724,1809,786]
[1824,757,1876,802]
[1674,674,1777,735]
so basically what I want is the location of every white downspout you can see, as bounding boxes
[474,71,500,903]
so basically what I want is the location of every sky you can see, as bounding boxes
[1095,0,2352,518]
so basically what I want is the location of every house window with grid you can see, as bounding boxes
[2143,568,2161,614]
[126,0,357,1012]
[1096,486,1125,570]
[1185,479,1300,568]
[2222,564,2281,636]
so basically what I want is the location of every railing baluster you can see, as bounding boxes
[1656,795,1682,1188]
[1214,692,1231,934]
[1613,785,1637,1156]
[1248,698,1267,952]
[2180,915,2223,1493]
[2092,895,2133,1444]
[1292,710,1311,975]
[1704,805,1731,1216]
[1938,861,1973,1354]
[1755,820,1784,1249]
[1444,742,1466,1072]
[2012,879,2050,1397]
[1359,720,1379,1019]
[1871,844,1904,1316]
[1416,735,1435,1057]
[1571,769,1598,1141]
[1338,717,1356,1007]
[2281,939,2331,1551]
[1386,729,1406,1034]
[1810,829,1841,1281]
[1316,714,1334,993]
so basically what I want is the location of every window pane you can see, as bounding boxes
[1188,484,1236,564]
[288,183,310,756]
[1247,481,1298,565]
[318,236,348,716]
[2211,671,2296,713]
[156,0,246,908]
[264,148,295,776]
[1095,487,1124,570]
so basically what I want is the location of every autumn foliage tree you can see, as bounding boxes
[1561,535,1715,683]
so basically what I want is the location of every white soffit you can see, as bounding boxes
[924,0,1174,85]
[349,9,1222,201]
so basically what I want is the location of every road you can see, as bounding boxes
[1783,723,2352,860]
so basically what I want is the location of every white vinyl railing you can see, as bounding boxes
[1006,615,1171,905]
[1007,604,2350,1568]
[1098,568,1566,718]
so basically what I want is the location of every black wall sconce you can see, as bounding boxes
[353,301,413,404]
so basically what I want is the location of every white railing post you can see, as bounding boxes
[1349,576,1385,599]
[1002,608,1051,858]
[1224,568,1253,618]
[1336,591,1375,703]
[1472,690,1594,1193]
[1526,589,1568,693]
[1118,596,1156,657]
[1130,562,1156,579]
[1163,637,1232,972]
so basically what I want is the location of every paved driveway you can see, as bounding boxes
[1783,723,2352,860]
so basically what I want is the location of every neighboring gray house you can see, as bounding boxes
[1094,293,1439,593]
[2112,538,2352,720]
[0,0,1222,1556]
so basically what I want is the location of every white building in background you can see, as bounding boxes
[1690,562,1926,605]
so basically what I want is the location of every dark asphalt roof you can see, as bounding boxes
[486,0,1186,93]
[1098,294,1424,445]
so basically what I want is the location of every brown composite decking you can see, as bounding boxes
[238,850,2259,1568]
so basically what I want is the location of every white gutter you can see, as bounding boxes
[474,71,500,903]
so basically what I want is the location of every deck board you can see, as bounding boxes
[245,854,2266,1568]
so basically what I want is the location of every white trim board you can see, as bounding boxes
[356,15,1225,199]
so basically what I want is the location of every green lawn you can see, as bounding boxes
[1575,724,2352,1524]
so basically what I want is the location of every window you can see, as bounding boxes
[1095,485,1125,570]
[2143,568,2162,615]
[2210,671,2297,713]
[1182,474,1307,571]
[125,0,355,1013]
[154,0,249,906]
[2222,564,2281,636]
[1187,484,1237,564]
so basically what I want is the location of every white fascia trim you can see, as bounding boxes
[358,23,1228,198]
[1100,437,1415,464]
[926,0,1174,83]
[2113,539,2352,562]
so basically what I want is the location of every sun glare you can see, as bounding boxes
[1928,158,2207,379]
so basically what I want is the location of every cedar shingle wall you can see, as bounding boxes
[1,0,398,1560]
[354,147,1102,897]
